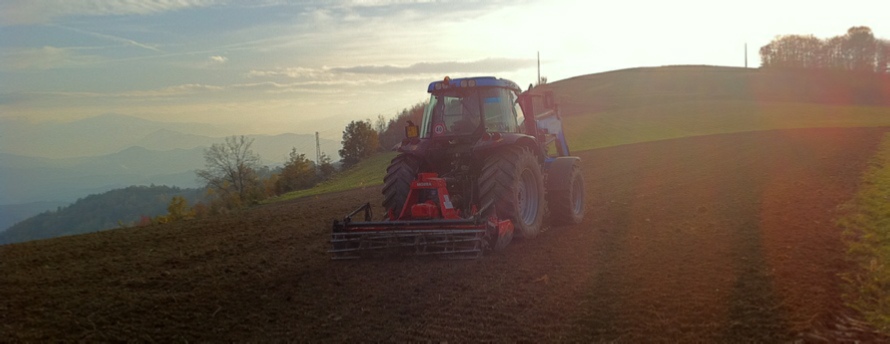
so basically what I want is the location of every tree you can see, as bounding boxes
[844,26,877,72]
[760,26,886,73]
[759,34,824,69]
[317,152,336,181]
[878,39,890,73]
[196,135,263,208]
[155,196,195,224]
[377,101,427,150]
[339,119,379,168]
[275,147,318,194]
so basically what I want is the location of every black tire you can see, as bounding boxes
[382,154,422,218]
[479,146,545,242]
[548,163,585,225]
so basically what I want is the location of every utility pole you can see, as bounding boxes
[745,43,748,68]
[315,131,321,167]
[537,51,541,85]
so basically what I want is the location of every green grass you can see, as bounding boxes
[838,133,890,334]
[563,100,890,152]
[266,152,397,202]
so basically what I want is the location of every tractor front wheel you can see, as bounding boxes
[479,146,545,248]
[548,162,585,225]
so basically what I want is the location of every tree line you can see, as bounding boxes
[760,26,890,72]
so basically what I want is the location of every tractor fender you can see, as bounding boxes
[395,139,431,160]
[472,133,545,160]
[544,156,581,191]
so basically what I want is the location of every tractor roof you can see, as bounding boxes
[427,76,521,93]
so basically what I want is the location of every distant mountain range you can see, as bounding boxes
[0,114,341,231]
[0,113,340,160]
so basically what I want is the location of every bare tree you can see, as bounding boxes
[196,135,263,207]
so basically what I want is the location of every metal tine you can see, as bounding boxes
[329,237,482,252]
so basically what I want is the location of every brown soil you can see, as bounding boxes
[2,127,888,342]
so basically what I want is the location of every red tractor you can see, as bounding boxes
[332,76,584,258]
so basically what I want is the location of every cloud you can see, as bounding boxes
[248,58,536,83]
[52,24,162,52]
[120,83,224,97]
[209,55,228,64]
[37,81,344,99]
[330,58,537,75]
[0,0,221,26]
[0,46,100,70]
[247,67,330,79]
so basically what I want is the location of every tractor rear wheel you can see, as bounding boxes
[548,162,585,225]
[479,146,545,245]
[382,154,422,218]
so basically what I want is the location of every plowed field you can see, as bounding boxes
[2,127,888,342]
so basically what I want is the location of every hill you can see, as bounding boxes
[0,185,205,245]
[533,66,890,151]
[0,201,69,232]
[541,66,890,117]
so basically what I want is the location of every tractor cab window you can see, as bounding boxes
[421,87,519,138]
[514,100,525,133]
[421,92,481,137]
[481,88,519,133]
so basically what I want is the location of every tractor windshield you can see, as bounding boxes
[421,87,520,138]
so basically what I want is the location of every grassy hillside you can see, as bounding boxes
[284,66,890,199]
[268,152,397,202]
[562,100,890,152]
[541,66,890,116]
[537,66,890,151]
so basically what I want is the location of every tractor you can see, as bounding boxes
[331,76,584,259]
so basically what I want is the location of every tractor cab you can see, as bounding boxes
[418,77,525,139]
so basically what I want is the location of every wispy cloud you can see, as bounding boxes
[0,46,100,70]
[247,67,332,79]
[248,58,536,81]
[0,0,221,26]
[331,58,537,74]
[52,24,162,52]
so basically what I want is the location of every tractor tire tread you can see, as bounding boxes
[478,146,545,240]
[382,154,422,216]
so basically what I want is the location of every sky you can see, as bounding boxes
[1,0,888,140]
